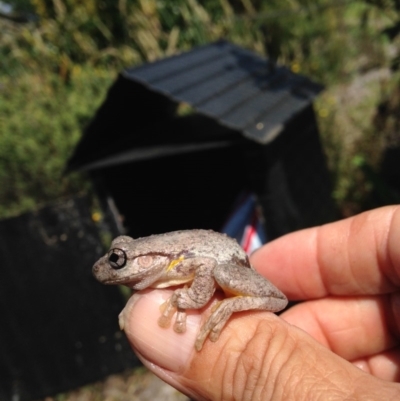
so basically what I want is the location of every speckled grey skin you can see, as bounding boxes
[93,229,288,351]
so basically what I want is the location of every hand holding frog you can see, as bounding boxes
[104,206,400,400]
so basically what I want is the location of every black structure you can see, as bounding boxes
[68,40,337,240]
[0,197,138,400]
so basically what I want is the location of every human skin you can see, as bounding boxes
[118,205,400,400]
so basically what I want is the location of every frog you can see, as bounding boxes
[93,229,288,351]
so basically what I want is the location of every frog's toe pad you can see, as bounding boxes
[158,315,172,328]
[173,321,186,333]
[195,334,208,351]
[209,330,221,342]
[159,301,168,314]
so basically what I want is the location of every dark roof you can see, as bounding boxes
[67,40,323,172]
[123,40,322,144]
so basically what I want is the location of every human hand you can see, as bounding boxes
[119,206,400,400]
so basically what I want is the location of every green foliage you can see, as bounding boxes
[0,66,115,217]
[1,0,400,219]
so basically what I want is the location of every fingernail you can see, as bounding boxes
[120,290,202,372]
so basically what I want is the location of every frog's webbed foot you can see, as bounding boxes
[195,296,286,351]
[158,297,176,328]
[173,308,187,333]
[195,298,234,351]
[158,287,189,333]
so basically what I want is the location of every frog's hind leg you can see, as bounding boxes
[195,264,287,351]
[195,296,283,351]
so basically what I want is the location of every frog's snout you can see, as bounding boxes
[92,262,104,280]
[92,261,110,284]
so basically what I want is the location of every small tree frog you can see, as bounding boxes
[93,229,288,351]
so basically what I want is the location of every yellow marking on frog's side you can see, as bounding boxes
[167,255,185,272]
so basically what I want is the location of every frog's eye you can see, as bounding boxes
[107,248,127,269]
[137,255,153,267]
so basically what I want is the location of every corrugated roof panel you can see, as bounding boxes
[127,44,267,103]
[196,77,262,117]
[126,43,226,83]
[244,96,309,142]
[138,56,232,99]
[223,90,293,128]
[196,70,294,127]
[223,74,308,127]
[181,61,273,109]
[123,40,322,144]
[177,68,251,106]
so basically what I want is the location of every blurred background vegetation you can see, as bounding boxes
[1,0,400,219]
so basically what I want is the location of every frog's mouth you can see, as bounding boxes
[105,270,161,290]
[102,276,142,287]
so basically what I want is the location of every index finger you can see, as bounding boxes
[251,206,400,300]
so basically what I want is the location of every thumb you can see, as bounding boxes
[119,289,396,401]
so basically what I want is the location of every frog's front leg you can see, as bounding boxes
[195,264,288,351]
[158,257,217,333]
